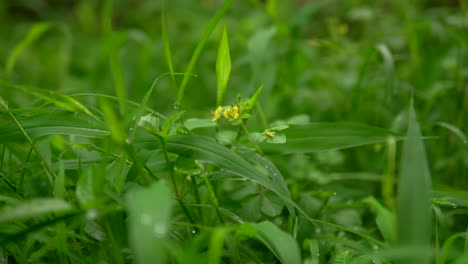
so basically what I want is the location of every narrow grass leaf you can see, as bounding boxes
[109,33,128,114]
[1,82,98,119]
[436,122,467,145]
[216,26,231,105]
[250,221,301,264]
[396,102,432,264]
[436,232,466,264]
[0,198,73,224]
[176,0,234,106]
[100,98,125,144]
[261,123,401,153]
[208,228,229,264]
[5,22,52,77]
[54,160,66,199]
[162,9,175,84]
[125,181,172,264]
[0,111,109,143]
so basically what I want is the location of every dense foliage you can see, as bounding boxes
[0,1,467,263]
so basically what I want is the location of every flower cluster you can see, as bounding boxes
[212,105,240,122]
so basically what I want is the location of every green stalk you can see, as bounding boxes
[176,0,234,107]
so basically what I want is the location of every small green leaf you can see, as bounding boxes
[242,84,264,113]
[162,111,185,136]
[249,132,267,144]
[216,26,231,105]
[138,114,161,132]
[266,133,286,144]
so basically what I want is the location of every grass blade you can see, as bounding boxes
[176,0,234,107]
[0,111,109,143]
[5,22,52,78]
[396,101,432,264]
[261,123,401,153]
[0,198,73,224]
[249,221,301,264]
[162,9,175,84]
[216,26,231,105]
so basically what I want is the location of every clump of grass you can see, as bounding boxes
[0,1,467,263]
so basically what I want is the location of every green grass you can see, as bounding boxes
[0,1,467,263]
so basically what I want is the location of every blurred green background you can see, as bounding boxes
[1,0,466,184]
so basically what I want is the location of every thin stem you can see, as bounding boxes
[156,134,198,231]
[203,174,224,224]
[240,121,263,154]
[191,175,204,225]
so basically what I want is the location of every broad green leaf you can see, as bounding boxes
[125,182,172,264]
[216,26,231,105]
[0,198,73,224]
[176,0,234,106]
[166,134,295,217]
[261,123,400,153]
[0,111,109,143]
[5,22,52,77]
[249,221,301,264]
[396,102,432,264]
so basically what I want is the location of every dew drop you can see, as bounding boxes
[86,209,98,220]
[191,229,197,234]
[316,253,320,257]
[173,102,180,110]
[315,228,321,234]
[333,192,337,196]
[153,223,167,237]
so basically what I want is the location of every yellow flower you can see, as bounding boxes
[211,106,223,121]
[231,105,240,119]
[223,107,231,119]
[263,131,276,138]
